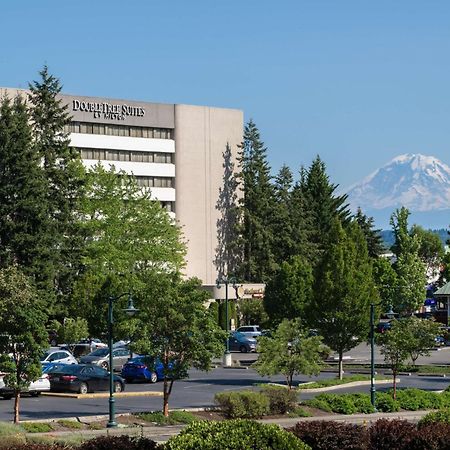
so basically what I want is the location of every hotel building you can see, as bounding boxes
[0,88,243,285]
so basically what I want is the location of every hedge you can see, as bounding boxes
[214,391,270,418]
[165,419,311,450]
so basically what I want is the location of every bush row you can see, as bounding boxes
[289,418,450,450]
[5,413,450,450]
[305,389,450,414]
[214,386,298,418]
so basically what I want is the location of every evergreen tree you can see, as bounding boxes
[270,165,295,266]
[28,66,86,316]
[235,120,276,282]
[390,208,426,315]
[264,256,314,327]
[310,219,378,379]
[298,156,351,261]
[215,143,241,278]
[354,207,385,258]
[0,95,52,292]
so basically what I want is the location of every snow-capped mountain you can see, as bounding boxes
[345,154,450,228]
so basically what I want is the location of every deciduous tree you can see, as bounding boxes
[253,318,325,390]
[0,266,48,423]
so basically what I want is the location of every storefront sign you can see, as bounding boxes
[72,99,145,121]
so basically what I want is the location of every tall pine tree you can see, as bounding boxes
[297,156,351,262]
[0,95,52,294]
[354,207,384,258]
[235,120,276,282]
[28,66,86,316]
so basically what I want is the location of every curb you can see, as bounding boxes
[41,391,163,399]
[298,379,397,393]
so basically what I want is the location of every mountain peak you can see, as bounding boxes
[346,154,450,213]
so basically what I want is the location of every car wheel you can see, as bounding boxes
[149,372,158,383]
[113,381,123,393]
[79,382,88,395]
[100,361,109,371]
[239,345,248,353]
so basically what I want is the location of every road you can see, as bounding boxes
[1,360,449,422]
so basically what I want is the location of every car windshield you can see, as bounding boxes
[89,348,109,357]
[40,351,51,361]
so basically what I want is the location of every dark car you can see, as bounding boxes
[48,364,125,394]
[228,331,257,353]
[121,356,168,383]
[375,321,392,333]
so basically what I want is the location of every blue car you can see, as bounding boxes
[121,356,166,383]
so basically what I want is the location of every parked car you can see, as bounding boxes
[228,331,257,353]
[235,325,262,338]
[79,347,132,371]
[121,356,168,383]
[60,339,106,360]
[40,349,77,365]
[0,372,50,399]
[48,364,125,394]
[375,321,392,334]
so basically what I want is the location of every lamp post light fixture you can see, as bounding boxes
[107,292,139,428]
[216,275,237,367]
[370,303,395,409]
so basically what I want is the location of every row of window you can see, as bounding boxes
[66,122,174,139]
[135,176,174,188]
[80,148,173,164]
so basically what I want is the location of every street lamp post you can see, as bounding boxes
[107,293,138,428]
[216,275,236,367]
[370,303,395,409]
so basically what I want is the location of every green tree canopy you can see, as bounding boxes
[264,256,314,327]
[0,266,48,423]
[132,275,225,416]
[310,219,378,379]
[253,318,326,390]
[354,207,385,258]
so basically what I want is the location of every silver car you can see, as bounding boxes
[79,347,132,371]
[40,349,77,365]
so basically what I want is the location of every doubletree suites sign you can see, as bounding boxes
[72,99,145,121]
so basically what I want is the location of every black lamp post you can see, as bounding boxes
[107,293,138,428]
[216,275,237,367]
[370,303,395,409]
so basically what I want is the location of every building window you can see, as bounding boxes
[69,122,173,139]
[80,148,173,164]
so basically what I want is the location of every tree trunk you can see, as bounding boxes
[338,351,344,380]
[392,370,397,400]
[163,377,169,417]
[14,391,20,423]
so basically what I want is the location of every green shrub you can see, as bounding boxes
[348,393,375,414]
[302,398,333,412]
[375,392,400,412]
[20,422,53,433]
[439,392,450,408]
[79,435,160,450]
[165,419,310,450]
[419,409,450,426]
[260,385,298,414]
[395,388,441,411]
[214,391,270,418]
[288,420,368,450]
[288,407,312,417]
[169,410,200,424]
[315,394,357,415]
[57,419,84,429]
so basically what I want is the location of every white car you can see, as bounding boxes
[0,372,50,399]
[40,349,77,365]
[235,325,262,338]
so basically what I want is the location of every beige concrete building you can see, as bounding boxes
[0,88,243,284]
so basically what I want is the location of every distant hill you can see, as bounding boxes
[380,228,449,250]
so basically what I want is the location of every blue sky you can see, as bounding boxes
[2,0,450,189]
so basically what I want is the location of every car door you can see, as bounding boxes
[58,351,73,364]
[113,348,129,371]
[91,366,110,391]
[80,366,98,391]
